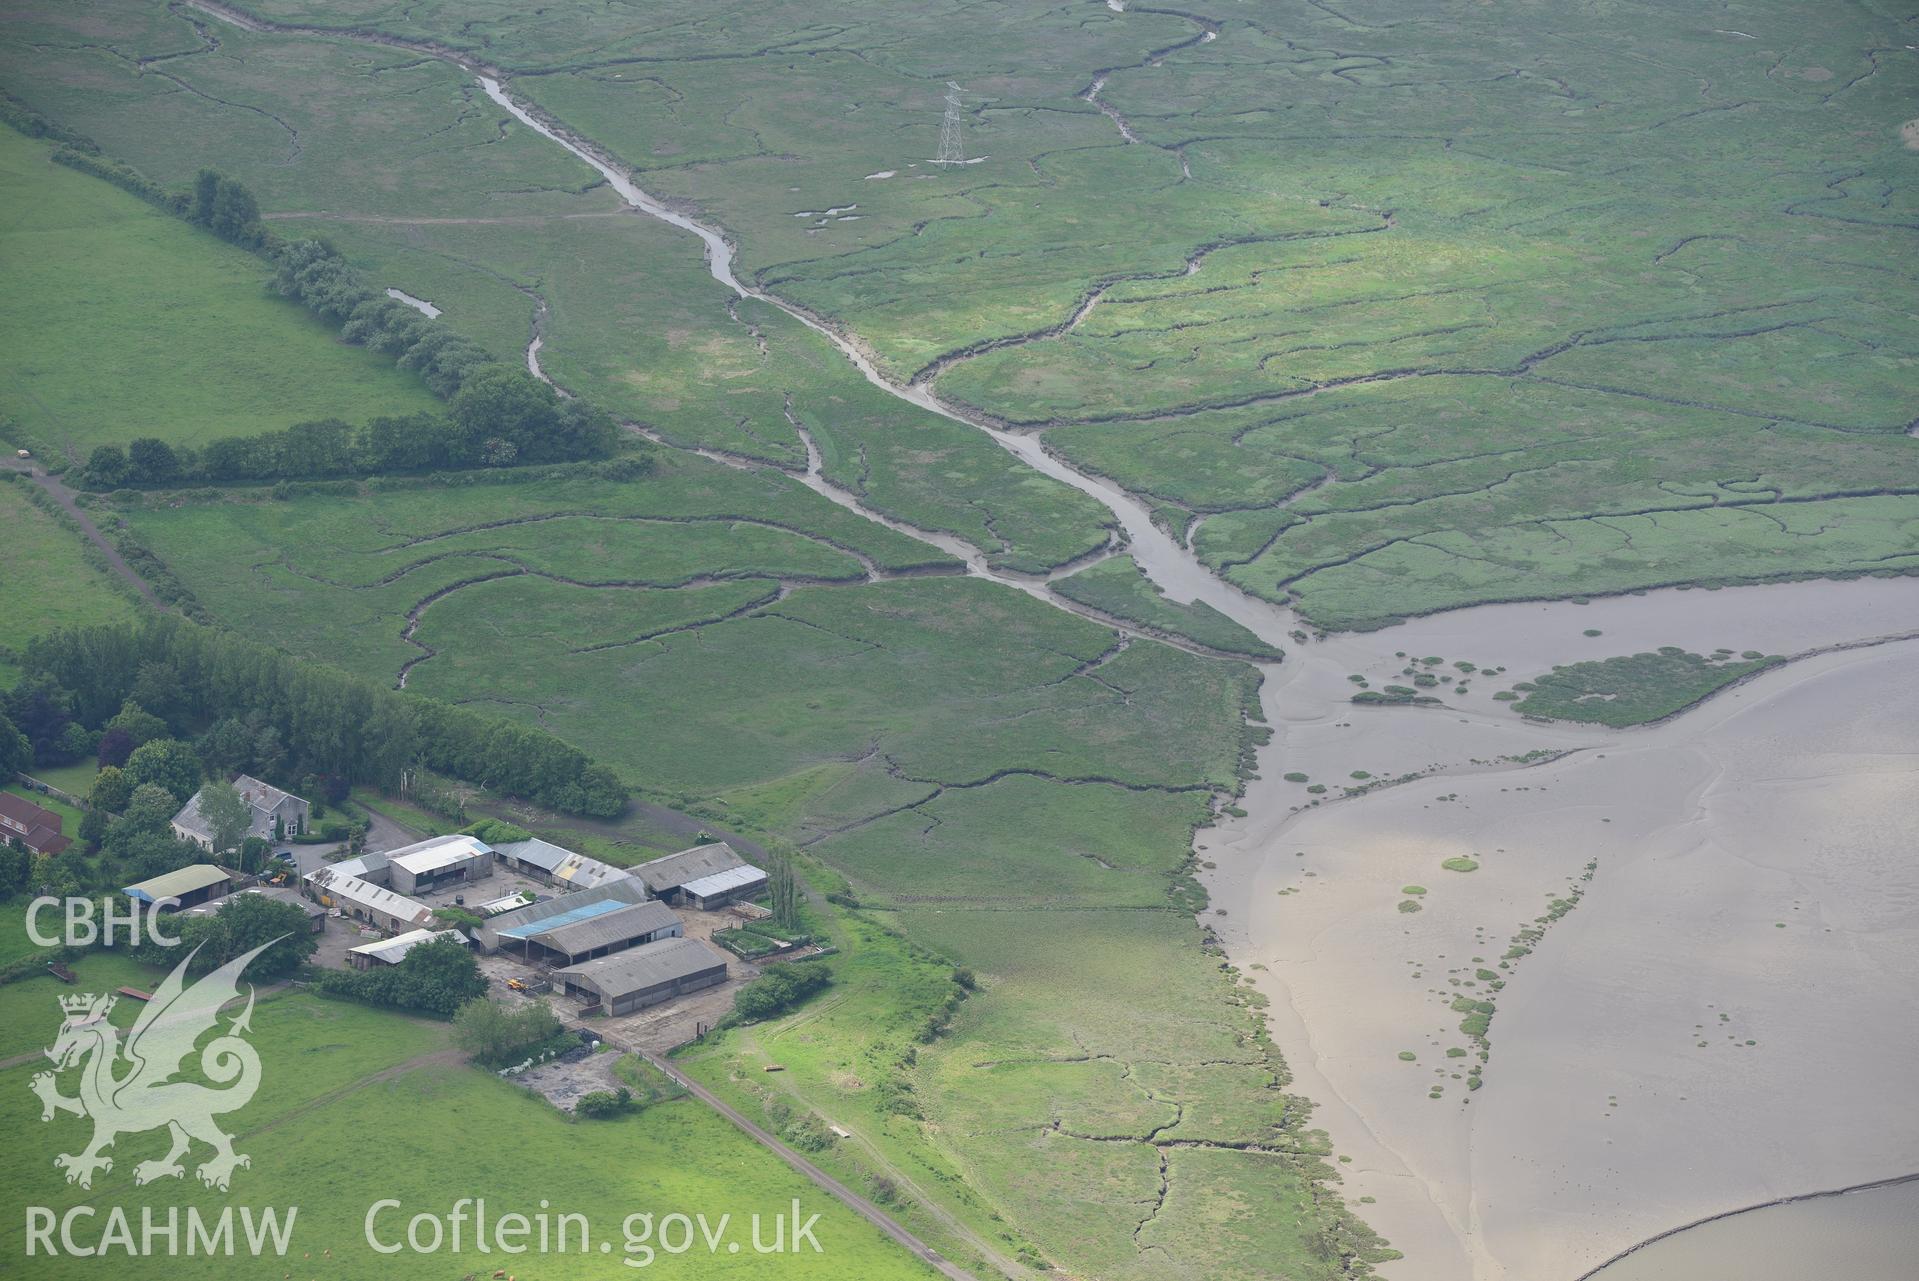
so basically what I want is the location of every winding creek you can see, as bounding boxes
[185,4,1919,1273]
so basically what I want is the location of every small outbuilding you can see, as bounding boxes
[347,927,465,970]
[306,866,433,934]
[553,937,728,1016]
[631,842,767,908]
[124,864,232,912]
[180,885,326,933]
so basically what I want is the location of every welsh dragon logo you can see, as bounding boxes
[31,940,278,1191]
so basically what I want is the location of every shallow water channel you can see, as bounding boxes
[1583,1179,1919,1281]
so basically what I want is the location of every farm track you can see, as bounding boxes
[631,1048,987,1281]
[2,460,165,609]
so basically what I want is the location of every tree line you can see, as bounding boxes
[22,122,633,489]
[80,366,620,489]
[22,616,629,818]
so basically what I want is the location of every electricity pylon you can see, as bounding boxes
[935,81,964,165]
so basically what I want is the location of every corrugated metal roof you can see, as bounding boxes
[680,864,767,900]
[327,851,389,880]
[493,837,572,872]
[495,837,634,889]
[306,867,432,925]
[124,864,230,903]
[348,928,461,964]
[530,900,680,957]
[554,936,727,998]
[553,851,635,889]
[486,879,648,938]
[633,842,749,894]
[496,896,626,940]
[182,886,323,919]
[386,834,492,874]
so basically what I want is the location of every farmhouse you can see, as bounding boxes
[552,936,729,1016]
[631,842,767,908]
[481,879,683,965]
[347,927,465,970]
[180,885,326,932]
[384,834,493,895]
[124,864,231,912]
[0,792,71,855]
[492,836,639,892]
[170,775,309,850]
[306,865,433,934]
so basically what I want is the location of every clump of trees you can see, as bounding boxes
[730,961,832,1024]
[574,1088,635,1120]
[312,937,487,1017]
[188,168,265,247]
[766,851,800,930]
[452,996,565,1066]
[25,617,629,817]
[122,892,317,980]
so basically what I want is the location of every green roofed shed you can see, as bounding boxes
[124,864,232,911]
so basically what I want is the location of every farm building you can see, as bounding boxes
[0,792,71,855]
[171,775,309,849]
[180,885,326,932]
[124,864,231,912]
[552,936,729,1016]
[385,834,493,895]
[306,865,433,934]
[632,842,767,908]
[492,837,639,892]
[478,879,683,964]
[347,927,465,970]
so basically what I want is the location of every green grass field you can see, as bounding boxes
[0,129,438,464]
[0,948,934,1279]
[0,478,138,668]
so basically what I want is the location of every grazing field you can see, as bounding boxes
[1511,647,1783,727]
[0,128,437,463]
[0,1,1115,572]
[0,950,935,1279]
[0,478,137,667]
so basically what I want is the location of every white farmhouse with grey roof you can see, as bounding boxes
[170,774,310,851]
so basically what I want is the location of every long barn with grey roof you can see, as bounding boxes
[481,879,684,966]
[553,937,729,1016]
[492,837,640,892]
[631,842,767,908]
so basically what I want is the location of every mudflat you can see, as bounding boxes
[1202,577,1919,1280]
